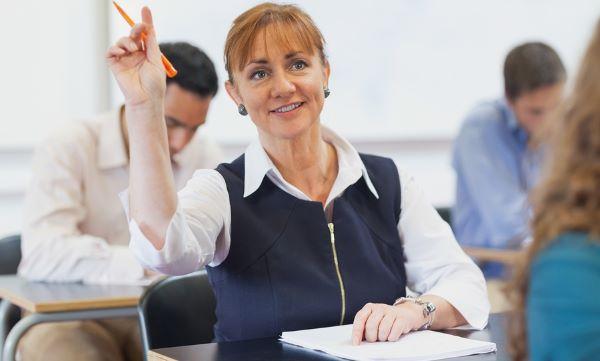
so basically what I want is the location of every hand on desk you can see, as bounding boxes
[351,302,425,345]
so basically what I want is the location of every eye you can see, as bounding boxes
[251,69,268,80]
[291,60,307,71]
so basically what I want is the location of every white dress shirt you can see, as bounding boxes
[18,107,224,285]
[126,126,490,328]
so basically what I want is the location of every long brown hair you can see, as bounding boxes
[509,20,600,360]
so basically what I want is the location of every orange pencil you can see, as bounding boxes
[112,1,178,78]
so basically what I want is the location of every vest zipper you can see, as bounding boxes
[328,222,346,325]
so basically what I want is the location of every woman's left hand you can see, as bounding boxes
[351,302,425,345]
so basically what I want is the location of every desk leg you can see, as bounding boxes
[2,307,138,361]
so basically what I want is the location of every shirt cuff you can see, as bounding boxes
[82,246,145,285]
[119,189,210,275]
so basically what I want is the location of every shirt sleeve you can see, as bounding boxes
[398,169,490,329]
[124,169,231,275]
[18,136,145,285]
[453,119,530,248]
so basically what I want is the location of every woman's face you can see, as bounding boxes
[226,31,330,141]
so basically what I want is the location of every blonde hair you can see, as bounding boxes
[508,20,600,361]
[224,2,326,82]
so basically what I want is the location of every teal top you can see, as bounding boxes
[527,232,600,361]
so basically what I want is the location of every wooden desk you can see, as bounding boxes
[149,313,510,361]
[463,247,523,266]
[0,275,146,361]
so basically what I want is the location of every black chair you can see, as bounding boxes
[138,270,217,355]
[436,207,452,226]
[0,234,23,340]
[0,234,21,275]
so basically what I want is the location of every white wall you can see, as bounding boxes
[0,0,110,148]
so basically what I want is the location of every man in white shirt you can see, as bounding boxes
[17,42,224,361]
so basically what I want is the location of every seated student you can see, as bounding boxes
[452,42,566,275]
[17,42,223,361]
[108,3,489,345]
[510,21,600,361]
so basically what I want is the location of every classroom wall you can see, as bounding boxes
[0,1,111,148]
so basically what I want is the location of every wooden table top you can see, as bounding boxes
[0,275,146,313]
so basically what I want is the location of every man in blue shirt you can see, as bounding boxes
[452,42,565,275]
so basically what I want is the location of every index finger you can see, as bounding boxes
[141,6,155,32]
[352,303,373,345]
[139,6,161,64]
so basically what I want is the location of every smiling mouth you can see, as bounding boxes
[271,102,304,113]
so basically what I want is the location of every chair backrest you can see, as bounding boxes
[0,234,21,275]
[138,270,217,352]
[436,207,452,226]
[0,234,23,334]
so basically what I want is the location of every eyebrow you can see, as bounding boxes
[246,51,304,66]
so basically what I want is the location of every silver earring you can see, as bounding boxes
[324,87,331,98]
[238,104,248,116]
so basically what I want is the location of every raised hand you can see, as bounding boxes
[106,7,165,108]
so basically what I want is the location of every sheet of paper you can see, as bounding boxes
[281,324,496,361]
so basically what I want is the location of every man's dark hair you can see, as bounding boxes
[159,42,219,97]
[504,42,566,100]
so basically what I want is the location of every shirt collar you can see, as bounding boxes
[97,106,128,170]
[243,125,379,199]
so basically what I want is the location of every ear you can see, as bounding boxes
[225,80,243,106]
[505,93,516,108]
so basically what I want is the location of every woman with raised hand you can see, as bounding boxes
[107,3,489,343]
[510,20,600,361]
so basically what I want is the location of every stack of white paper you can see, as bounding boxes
[281,324,496,361]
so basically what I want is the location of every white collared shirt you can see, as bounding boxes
[18,108,224,285]
[127,126,490,328]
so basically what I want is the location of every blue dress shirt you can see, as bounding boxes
[452,98,543,251]
[527,232,600,361]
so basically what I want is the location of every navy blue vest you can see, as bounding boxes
[207,153,407,341]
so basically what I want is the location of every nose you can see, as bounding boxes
[168,128,192,155]
[270,72,296,98]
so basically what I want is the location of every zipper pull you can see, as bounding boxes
[328,223,335,244]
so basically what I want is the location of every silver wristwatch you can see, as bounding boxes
[393,296,436,330]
